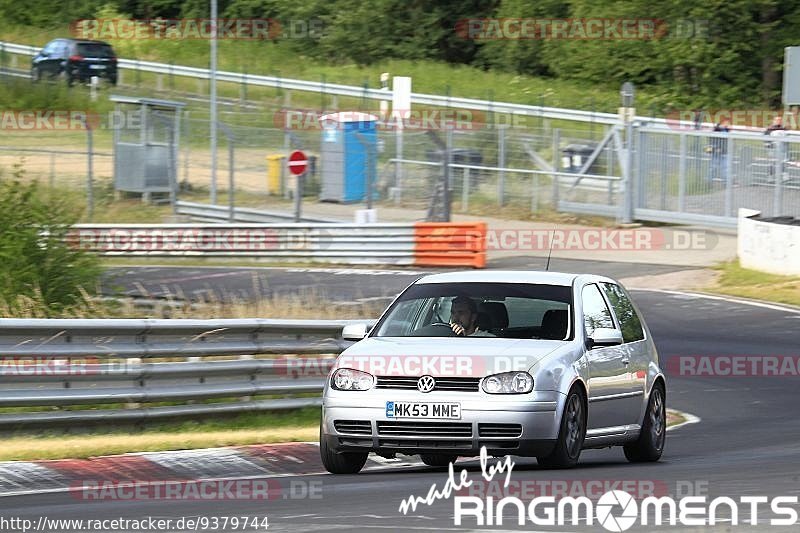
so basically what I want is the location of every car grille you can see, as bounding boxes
[377,421,472,438]
[478,423,523,438]
[375,376,481,392]
[333,420,372,435]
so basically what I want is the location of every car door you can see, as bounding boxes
[601,282,648,424]
[35,40,60,76]
[582,283,640,431]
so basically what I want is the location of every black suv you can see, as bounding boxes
[32,39,117,86]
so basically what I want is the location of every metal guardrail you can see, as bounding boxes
[67,221,488,267]
[0,318,372,427]
[175,201,342,223]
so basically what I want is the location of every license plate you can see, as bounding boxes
[385,401,461,419]
[89,64,106,70]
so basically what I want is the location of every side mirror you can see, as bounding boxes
[342,323,369,341]
[586,328,623,349]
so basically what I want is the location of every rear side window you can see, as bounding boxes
[602,283,645,343]
[581,284,614,336]
[76,43,115,58]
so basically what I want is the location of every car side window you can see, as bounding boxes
[602,283,645,343]
[42,40,59,55]
[582,284,614,337]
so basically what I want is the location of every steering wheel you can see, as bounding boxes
[411,322,458,337]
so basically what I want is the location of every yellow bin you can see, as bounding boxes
[266,154,285,195]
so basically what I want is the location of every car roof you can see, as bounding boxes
[54,39,113,46]
[414,270,580,286]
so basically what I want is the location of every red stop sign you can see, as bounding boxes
[288,150,308,176]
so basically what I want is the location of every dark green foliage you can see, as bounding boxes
[1,0,798,108]
[0,167,102,316]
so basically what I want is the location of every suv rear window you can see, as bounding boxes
[76,43,115,58]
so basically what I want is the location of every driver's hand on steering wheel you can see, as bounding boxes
[450,322,466,336]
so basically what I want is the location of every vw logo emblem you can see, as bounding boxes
[417,375,436,393]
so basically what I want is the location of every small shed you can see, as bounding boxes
[110,95,185,200]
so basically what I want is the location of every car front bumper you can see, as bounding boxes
[322,390,565,457]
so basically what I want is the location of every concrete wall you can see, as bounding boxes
[738,208,800,275]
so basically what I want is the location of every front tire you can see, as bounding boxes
[319,423,368,474]
[624,382,666,462]
[420,454,458,467]
[537,386,586,468]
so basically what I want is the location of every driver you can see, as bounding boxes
[449,296,494,337]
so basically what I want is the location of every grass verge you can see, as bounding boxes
[706,261,800,308]
[0,408,320,461]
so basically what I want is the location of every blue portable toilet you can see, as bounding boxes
[319,112,378,203]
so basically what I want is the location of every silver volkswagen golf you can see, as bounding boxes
[320,271,666,474]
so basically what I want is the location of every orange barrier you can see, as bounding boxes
[413,222,487,268]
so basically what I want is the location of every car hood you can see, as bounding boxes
[335,337,566,377]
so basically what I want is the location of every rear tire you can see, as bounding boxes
[537,386,586,468]
[319,422,368,474]
[624,382,666,463]
[420,454,458,467]
[31,67,40,82]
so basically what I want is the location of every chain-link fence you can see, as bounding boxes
[3,96,799,227]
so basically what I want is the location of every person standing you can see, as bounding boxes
[709,117,731,183]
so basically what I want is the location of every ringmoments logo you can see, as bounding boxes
[397,447,799,530]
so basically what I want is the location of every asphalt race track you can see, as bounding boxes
[3,267,800,532]
[101,259,693,305]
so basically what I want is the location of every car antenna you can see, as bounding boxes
[545,226,557,271]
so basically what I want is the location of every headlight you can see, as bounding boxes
[482,371,533,394]
[331,368,375,391]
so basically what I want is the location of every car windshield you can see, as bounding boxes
[76,43,115,58]
[372,282,573,340]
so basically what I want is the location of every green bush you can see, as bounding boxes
[0,165,102,316]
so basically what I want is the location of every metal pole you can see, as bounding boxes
[209,0,218,204]
[294,171,304,222]
[622,120,634,223]
[462,167,470,212]
[773,139,785,216]
[396,123,404,205]
[86,120,94,221]
[366,141,373,210]
[228,139,234,222]
[49,152,55,189]
[724,135,733,217]
[552,128,560,209]
[678,133,687,212]
[444,128,453,222]
[498,126,506,206]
